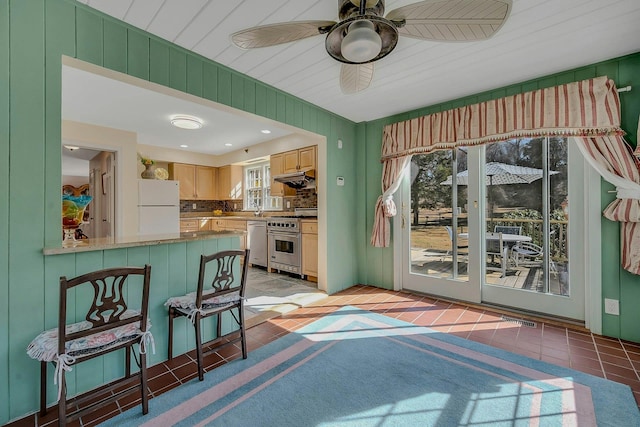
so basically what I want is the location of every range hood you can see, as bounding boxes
[273,170,315,189]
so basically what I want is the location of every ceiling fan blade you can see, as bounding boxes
[231,21,336,49]
[340,63,374,94]
[386,0,511,42]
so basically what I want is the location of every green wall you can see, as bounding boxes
[1,0,639,423]
[0,0,359,423]
[357,53,640,341]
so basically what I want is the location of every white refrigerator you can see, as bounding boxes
[138,179,180,236]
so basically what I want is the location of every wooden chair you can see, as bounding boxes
[166,249,250,381]
[27,266,153,426]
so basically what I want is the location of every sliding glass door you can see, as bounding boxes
[399,137,591,320]
[399,147,481,303]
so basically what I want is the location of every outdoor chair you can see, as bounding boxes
[512,241,558,277]
[166,249,250,381]
[444,226,468,255]
[486,232,509,277]
[27,265,153,426]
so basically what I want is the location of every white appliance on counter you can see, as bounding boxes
[138,179,180,236]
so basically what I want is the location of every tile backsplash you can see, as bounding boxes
[180,189,317,214]
[180,200,242,213]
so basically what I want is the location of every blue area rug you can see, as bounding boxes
[101,307,640,426]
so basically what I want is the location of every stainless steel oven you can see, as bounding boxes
[267,218,301,276]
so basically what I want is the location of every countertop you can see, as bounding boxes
[180,213,317,221]
[43,230,245,255]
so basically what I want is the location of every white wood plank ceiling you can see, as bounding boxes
[77,0,640,123]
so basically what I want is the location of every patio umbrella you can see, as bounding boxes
[440,162,559,223]
[440,162,558,186]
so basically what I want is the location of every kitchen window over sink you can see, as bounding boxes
[244,162,281,211]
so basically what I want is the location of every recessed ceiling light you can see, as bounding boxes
[261,129,271,134]
[64,145,80,151]
[180,144,188,148]
[170,115,203,130]
[225,143,233,147]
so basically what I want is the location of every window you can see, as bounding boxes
[244,162,281,211]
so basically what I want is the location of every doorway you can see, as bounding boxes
[62,145,116,239]
[398,138,597,321]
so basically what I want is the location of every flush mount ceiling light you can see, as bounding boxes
[170,115,203,130]
[225,143,233,147]
[64,145,80,151]
[261,129,271,134]
[180,144,189,148]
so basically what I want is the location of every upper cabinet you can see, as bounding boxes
[271,145,317,197]
[282,145,316,173]
[169,163,217,200]
[218,165,243,200]
[270,153,283,197]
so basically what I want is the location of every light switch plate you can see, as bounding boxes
[336,177,344,186]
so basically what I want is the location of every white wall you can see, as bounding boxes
[62,120,138,237]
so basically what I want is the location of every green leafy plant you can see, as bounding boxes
[138,153,155,166]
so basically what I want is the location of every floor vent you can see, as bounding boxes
[501,315,536,328]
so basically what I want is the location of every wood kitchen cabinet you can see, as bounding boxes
[210,218,226,231]
[180,218,211,232]
[218,165,243,200]
[169,163,217,200]
[180,219,199,233]
[301,219,318,281]
[269,153,295,197]
[282,145,316,173]
[270,145,317,197]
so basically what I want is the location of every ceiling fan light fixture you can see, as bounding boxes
[341,20,382,63]
[170,115,203,130]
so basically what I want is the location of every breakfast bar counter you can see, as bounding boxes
[43,230,245,255]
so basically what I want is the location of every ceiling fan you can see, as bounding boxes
[231,0,512,94]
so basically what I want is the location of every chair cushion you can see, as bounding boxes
[165,290,241,311]
[27,309,151,362]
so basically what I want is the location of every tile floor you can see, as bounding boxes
[8,284,640,426]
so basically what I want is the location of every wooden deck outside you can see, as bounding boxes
[410,248,567,295]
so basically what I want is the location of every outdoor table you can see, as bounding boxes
[458,232,532,244]
[458,233,533,276]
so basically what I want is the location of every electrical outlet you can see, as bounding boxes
[604,298,619,315]
[192,203,197,209]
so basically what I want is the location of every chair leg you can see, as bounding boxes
[40,362,47,416]
[194,317,204,381]
[168,307,174,360]
[140,347,149,415]
[239,307,247,359]
[57,365,66,427]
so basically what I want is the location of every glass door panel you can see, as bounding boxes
[482,138,569,295]
[400,138,586,320]
[401,148,480,303]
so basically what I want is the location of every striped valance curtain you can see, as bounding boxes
[371,76,640,275]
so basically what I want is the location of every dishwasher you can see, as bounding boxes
[247,221,268,267]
